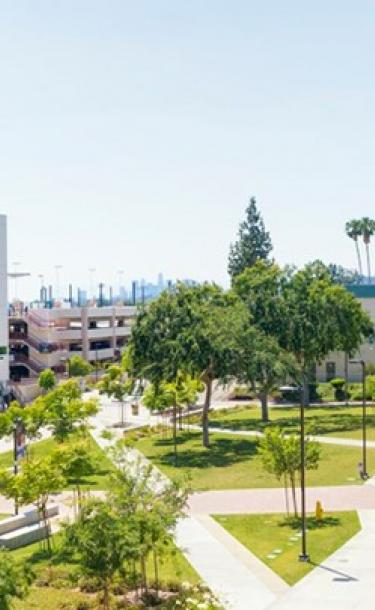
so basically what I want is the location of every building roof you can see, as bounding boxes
[346,285,375,298]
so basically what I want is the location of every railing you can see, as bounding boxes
[10,354,44,373]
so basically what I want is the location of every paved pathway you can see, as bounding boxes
[184,423,375,449]
[176,515,284,610]
[266,510,375,610]
[188,484,375,515]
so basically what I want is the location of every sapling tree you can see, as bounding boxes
[51,440,96,513]
[62,499,138,610]
[44,380,98,442]
[38,368,56,394]
[258,427,321,517]
[0,457,66,553]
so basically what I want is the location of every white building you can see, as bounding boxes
[317,285,375,382]
[0,215,9,389]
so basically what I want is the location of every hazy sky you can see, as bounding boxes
[1,1,375,300]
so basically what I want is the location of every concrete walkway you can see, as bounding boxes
[176,515,283,610]
[266,510,375,610]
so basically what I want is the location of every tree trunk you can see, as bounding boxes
[290,474,298,517]
[259,391,269,422]
[42,505,51,554]
[103,582,110,610]
[153,548,159,596]
[344,353,349,406]
[302,371,309,407]
[366,242,372,283]
[141,556,147,592]
[355,239,363,277]
[202,377,213,448]
[283,472,290,517]
[173,399,178,466]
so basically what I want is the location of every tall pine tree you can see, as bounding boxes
[228,197,272,279]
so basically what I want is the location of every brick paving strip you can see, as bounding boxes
[188,484,375,515]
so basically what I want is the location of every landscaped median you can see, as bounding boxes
[213,511,361,585]
[0,433,116,491]
[10,534,201,610]
[133,428,375,491]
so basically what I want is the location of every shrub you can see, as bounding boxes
[317,383,334,402]
[330,377,345,389]
[330,378,346,401]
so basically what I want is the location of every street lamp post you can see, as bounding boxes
[13,417,23,516]
[299,384,309,562]
[349,359,368,479]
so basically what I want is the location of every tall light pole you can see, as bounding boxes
[349,359,368,479]
[299,383,309,562]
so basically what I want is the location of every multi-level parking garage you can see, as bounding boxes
[8,303,137,381]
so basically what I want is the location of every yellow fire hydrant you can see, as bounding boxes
[315,500,324,521]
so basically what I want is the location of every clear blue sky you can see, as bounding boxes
[1,1,375,300]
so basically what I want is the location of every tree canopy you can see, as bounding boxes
[228,197,272,279]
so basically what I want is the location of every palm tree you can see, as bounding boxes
[345,219,363,277]
[360,217,375,283]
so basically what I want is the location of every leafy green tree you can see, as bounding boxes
[0,550,34,610]
[0,399,47,447]
[143,375,202,463]
[98,365,134,426]
[346,219,364,277]
[38,368,56,393]
[51,440,96,512]
[258,428,320,517]
[326,263,360,286]
[0,410,11,440]
[131,283,248,447]
[235,260,373,405]
[108,450,188,595]
[68,355,92,377]
[281,266,373,404]
[0,457,66,553]
[44,380,98,442]
[233,260,289,338]
[228,197,272,279]
[238,330,298,421]
[62,499,138,610]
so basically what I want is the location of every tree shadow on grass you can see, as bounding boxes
[155,433,259,470]
[279,516,341,530]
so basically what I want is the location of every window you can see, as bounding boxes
[0,346,7,355]
[326,362,336,382]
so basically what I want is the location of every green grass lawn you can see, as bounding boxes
[189,404,375,440]
[213,512,360,585]
[135,429,375,490]
[0,434,116,491]
[11,533,200,610]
